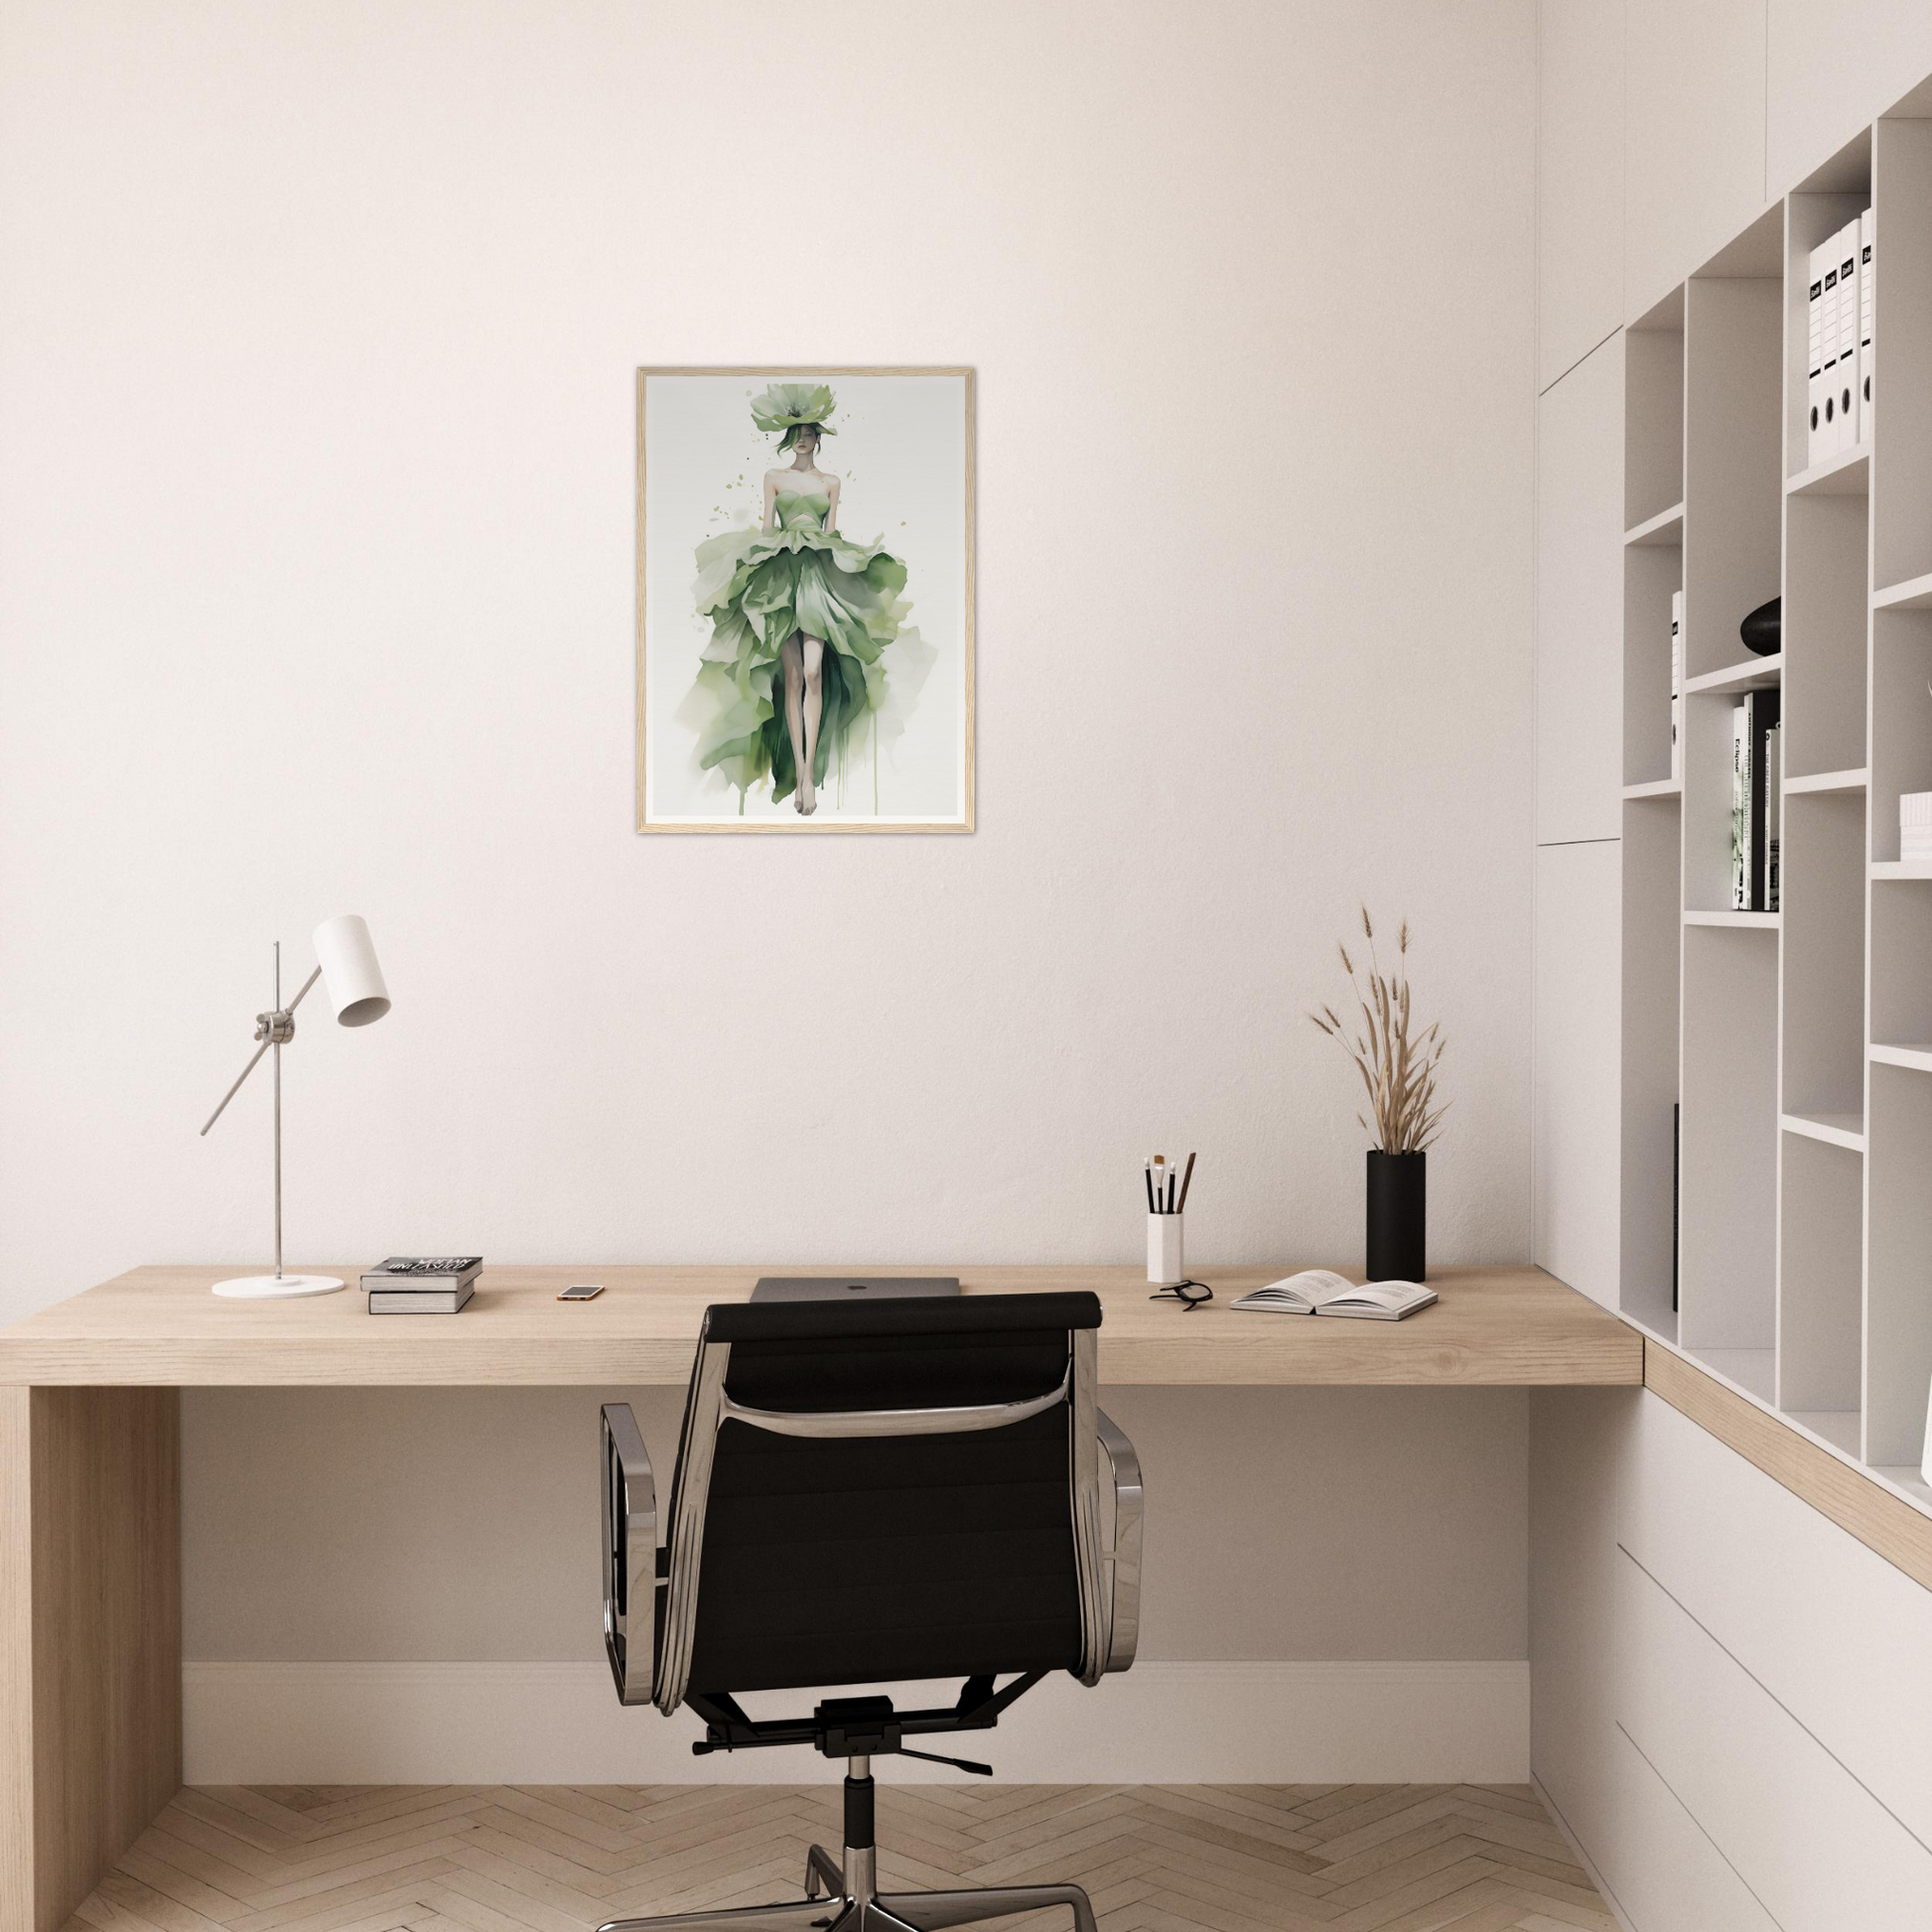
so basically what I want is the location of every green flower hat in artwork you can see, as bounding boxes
[750,380,837,455]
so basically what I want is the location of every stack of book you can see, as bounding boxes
[1902,792,1932,863]
[361,1256,483,1313]
[1729,692,1781,911]
[1807,208,1874,465]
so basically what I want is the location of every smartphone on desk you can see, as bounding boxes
[558,1283,605,1302]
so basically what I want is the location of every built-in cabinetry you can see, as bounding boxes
[1618,89,1932,1510]
[1532,1386,1932,1931]
[1534,30,1932,1932]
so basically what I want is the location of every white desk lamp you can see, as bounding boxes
[200,913,391,1299]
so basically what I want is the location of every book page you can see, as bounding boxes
[1330,1282,1427,1310]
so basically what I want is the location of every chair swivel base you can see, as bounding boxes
[595,1842,1098,1932]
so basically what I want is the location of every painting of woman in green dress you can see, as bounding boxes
[637,368,972,833]
[684,383,913,816]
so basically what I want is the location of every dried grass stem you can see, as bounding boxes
[1309,906,1449,1153]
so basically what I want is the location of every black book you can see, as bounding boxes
[1672,1102,1680,1315]
[1744,688,1781,910]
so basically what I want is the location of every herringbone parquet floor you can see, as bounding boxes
[65,1783,1617,1932]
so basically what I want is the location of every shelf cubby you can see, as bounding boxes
[1683,678,1780,914]
[1869,607,1932,861]
[1872,115,1932,594]
[1867,1062,1932,1466]
[1623,538,1682,788]
[1786,173,1870,483]
[1777,1132,1863,1427]
[1625,288,1684,533]
[1869,873,1932,1050]
[1683,244,1782,683]
[1619,792,1683,1341]
[1781,791,1865,1119]
[1784,494,1868,776]
[1678,925,1778,1362]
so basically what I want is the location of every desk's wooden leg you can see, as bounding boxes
[0,1387,181,1932]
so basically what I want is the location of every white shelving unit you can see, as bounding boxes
[1619,105,1932,1515]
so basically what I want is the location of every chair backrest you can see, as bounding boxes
[652,1291,1107,1713]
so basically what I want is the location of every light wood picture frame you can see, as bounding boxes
[635,366,975,833]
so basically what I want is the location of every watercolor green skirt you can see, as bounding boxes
[679,489,923,808]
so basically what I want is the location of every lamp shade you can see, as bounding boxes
[312,914,390,1027]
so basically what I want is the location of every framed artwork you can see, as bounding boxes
[635,366,975,833]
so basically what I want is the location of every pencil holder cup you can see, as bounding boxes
[1148,1213,1185,1286]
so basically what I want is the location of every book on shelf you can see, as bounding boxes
[1748,690,1780,910]
[1671,1102,1680,1316]
[1765,720,1781,911]
[368,1282,475,1315]
[1807,239,1828,466]
[1817,236,1846,458]
[360,1256,483,1292]
[1837,218,1861,454]
[1229,1270,1437,1320]
[1670,590,1683,781]
[1730,703,1749,907]
[1861,207,1874,443]
[1901,791,1932,861]
[1730,690,1781,911]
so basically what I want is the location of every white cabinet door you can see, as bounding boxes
[1617,1546,1932,1930]
[1534,840,1621,1307]
[1537,336,1624,844]
[1538,0,1624,390]
[1768,0,1932,194]
[1625,0,1769,318]
[1622,1390,1932,1852]
[1600,1725,1781,1932]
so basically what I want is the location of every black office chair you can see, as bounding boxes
[597,1291,1143,1932]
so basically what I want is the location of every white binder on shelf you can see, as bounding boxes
[1860,207,1874,446]
[1836,219,1861,456]
[1822,229,1846,457]
[1807,238,1831,467]
[1670,589,1683,783]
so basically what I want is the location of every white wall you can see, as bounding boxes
[0,0,1537,1312]
[0,0,1540,1770]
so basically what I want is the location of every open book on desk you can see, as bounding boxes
[1230,1270,1437,1320]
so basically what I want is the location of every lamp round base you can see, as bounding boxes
[210,1274,345,1300]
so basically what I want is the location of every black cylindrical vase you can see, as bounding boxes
[1366,1150,1426,1282]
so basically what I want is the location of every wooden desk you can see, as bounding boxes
[0,1263,1635,1932]
[0,1261,1637,1387]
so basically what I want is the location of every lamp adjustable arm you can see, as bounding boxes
[200,965,323,1137]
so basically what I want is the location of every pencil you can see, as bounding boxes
[1176,1151,1197,1213]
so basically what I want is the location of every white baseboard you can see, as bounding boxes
[183,1659,1528,1786]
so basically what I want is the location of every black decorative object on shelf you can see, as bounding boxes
[1740,595,1781,656]
[1366,1150,1427,1283]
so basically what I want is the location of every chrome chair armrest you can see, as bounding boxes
[1095,1407,1143,1673]
[601,1403,658,1707]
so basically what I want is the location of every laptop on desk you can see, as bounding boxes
[751,1276,961,1303]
